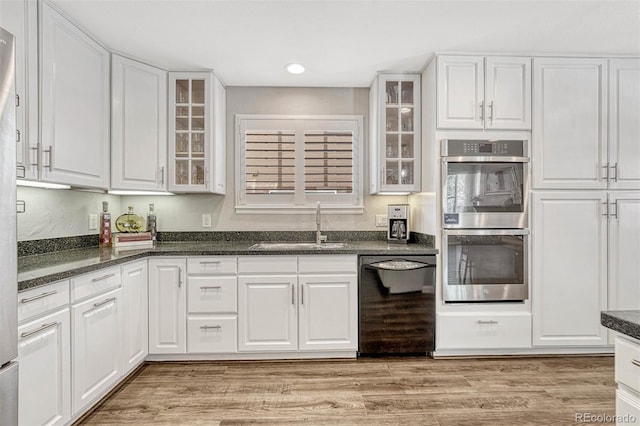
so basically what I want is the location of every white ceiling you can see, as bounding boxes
[47,0,640,87]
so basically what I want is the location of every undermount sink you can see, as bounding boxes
[248,242,347,250]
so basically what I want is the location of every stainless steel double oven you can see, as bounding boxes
[441,139,529,302]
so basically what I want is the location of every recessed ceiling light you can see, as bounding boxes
[285,63,305,74]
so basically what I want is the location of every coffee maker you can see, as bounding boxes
[387,204,409,243]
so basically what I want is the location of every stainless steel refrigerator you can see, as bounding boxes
[0,26,18,425]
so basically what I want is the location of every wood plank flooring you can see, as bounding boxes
[77,356,615,425]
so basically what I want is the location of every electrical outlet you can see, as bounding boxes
[202,213,212,228]
[89,214,98,230]
[375,214,387,227]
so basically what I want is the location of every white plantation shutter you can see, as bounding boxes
[236,115,363,212]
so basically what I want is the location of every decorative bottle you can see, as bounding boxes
[99,201,112,248]
[147,203,157,243]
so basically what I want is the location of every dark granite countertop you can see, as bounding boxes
[601,310,640,341]
[18,240,437,291]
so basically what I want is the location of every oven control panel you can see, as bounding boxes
[442,139,526,157]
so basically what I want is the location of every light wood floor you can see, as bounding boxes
[78,356,615,425]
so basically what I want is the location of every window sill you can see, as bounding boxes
[235,204,364,215]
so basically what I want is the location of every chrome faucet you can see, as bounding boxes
[315,202,327,245]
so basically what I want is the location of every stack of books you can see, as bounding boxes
[113,232,154,251]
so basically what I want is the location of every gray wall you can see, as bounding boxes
[17,86,408,241]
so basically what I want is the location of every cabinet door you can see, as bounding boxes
[238,276,297,351]
[437,56,484,129]
[40,1,110,188]
[1,0,38,180]
[608,193,640,311]
[485,57,531,130]
[532,192,608,347]
[298,275,357,351]
[71,288,122,414]
[148,259,186,354]
[532,58,608,189]
[609,59,640,190]
[111,55,167,191]
[18,308,70,426]
[121,261,148,374]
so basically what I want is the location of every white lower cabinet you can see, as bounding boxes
[148,259,186,354]
[437,312,532,350]
[187,316,237,353]
[238,255,358,353]
[18,307,70,426]
[71,287,123,415]
[121,261,148,374]
[614,336,640,423]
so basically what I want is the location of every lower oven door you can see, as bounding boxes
[443,229,529,302]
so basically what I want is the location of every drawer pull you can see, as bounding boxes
[91,273,116,283]
[200,325,221,331]
[92,297,117,309]
[200,286,221,290]
[632,359,640,368]
[21,321,58,339]
[477,320,498,325]
[20,290,58,304]
[200,261,221,265]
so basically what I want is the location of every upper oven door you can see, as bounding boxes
[442,159,529,228]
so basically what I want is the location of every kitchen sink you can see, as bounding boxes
[248,242,347,250]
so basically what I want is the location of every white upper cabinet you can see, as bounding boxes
[111,55,167,191]
[532,58,608,189]
[1,0,38,180]
[40,1,110,188]
[369,73,421,194]
[437,55,531,130]
[609,59,640,190]
[168,72,226,194]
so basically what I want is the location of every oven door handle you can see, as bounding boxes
[442,156,529,163]
[443,229,530,236]
[365,261,436,272]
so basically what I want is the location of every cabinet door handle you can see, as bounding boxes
[178,267,183,288]
[632,359,640,368]
[20,290,58,304]
[160,166,165,185]
[200,325,221,331]
[91,273,115,282]
[291,284,295,305]
[43,146,53,171]
[488,101,494,121]
[16,165,26,179]
[301,284,304,305]
[609,201,618,219]
[477,320,498,325]
[15,93,20,107]
[602,201,609,218]
[20,321,58,339]
[92,297,117,309]
[479,101,485,121]
[200,286,221,290]
[30,145,39,168]
[602,163,610,182]
[611,163,618,182]
[16,200,25,214]
[16,129,20,143]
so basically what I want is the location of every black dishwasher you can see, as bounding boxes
[358,255,436,356]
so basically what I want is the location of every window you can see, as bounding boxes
[236,115,363,213]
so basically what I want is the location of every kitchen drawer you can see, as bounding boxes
[615,336,640,393]
[187,316,237,353]
[18,280,70,323]
[616,388,640,423]
[187,276,237,314]
[238,256,297,274]
[438,312,532,350]
[187,256,237,275]
[71,267,121,302]
[298,255,357,274]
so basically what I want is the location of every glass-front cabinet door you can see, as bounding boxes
[370,73,421,194]
[168,72,226,194]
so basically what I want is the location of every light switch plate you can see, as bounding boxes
[375,214,387,227]
[202,213,212,228]
[89,214,98,230]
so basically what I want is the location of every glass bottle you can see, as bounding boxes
[147,203,157,243]
[99,201,112,248]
